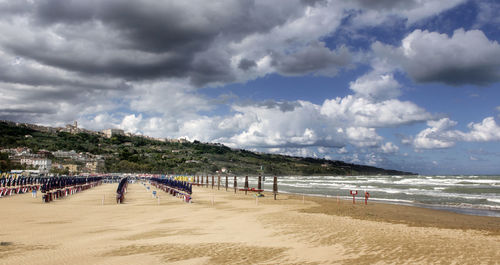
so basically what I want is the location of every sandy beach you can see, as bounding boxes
[0,183,499,265]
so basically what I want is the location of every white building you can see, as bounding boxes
[53,150,78,159]
[102,128,125,138]
[19,157,52,171]
[32,158,52,171]
[62,121,81,134]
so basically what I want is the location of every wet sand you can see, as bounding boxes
[0,183,499,264]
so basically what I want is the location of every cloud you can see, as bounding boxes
[320,95,432,127]
[347,0,466,26]
[238,58,257,71]
[337,147,348,154]
[119,114,143,134]
[413,118,457,149]
[0,80,124,126]
[0,0,32,16]
[474,0,500,28]
[374,29,500,85]
[413,117,500,149]
[349,71,401,100]
[271,42,351,76]
[345,127,382,147]
[218,101,343,148]
[103,92,430,153]
[251,100,301,112]
[170,93,432,152]
[351,0,415,10]
[460,117,500,142]
[80,113,119,131]
[381,142,399,153]
[0,0,351,88]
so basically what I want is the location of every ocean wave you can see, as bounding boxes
[443,186,500,194]
[487,198,500,204]
[369,198,414,203]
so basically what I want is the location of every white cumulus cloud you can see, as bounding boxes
[345,127,382,147]
[320,95,432,127]
[413,118,457,149]
[381,142,399,153]
[413,117,500,149]
[349,71,402,100]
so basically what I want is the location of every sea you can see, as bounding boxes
[246,175,500,217]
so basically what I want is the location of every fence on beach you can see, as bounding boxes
[189,175,278,200]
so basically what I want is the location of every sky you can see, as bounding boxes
[1,0,500,175]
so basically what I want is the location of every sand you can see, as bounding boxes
[0,182,499,265]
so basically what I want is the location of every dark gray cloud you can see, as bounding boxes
[32,0,298,52]
[272,42,351,76]
[2,39,194,80]
[240,100,302,112]
[189,52,236,86]
[0,107,55,115]
[0,0,320,88]
[0,0,32,16]
[238,59,257,71]
[414,65,500,86]
[34,0,97,25]
[351,0,417,10]
[373,29,500,86]
[301,0,327,6]
[0,60,129,91]
[260,100,301,112]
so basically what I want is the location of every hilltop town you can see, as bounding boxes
[0,120,188,175]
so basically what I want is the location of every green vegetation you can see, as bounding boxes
[0,152,12,172]
[0,121,414,175]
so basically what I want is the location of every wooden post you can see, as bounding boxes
[206,176,209,188]
[258,175,262,190]
[234,176,237,194]
[217,175,220,190]
[201,175,204,186]
[225,175,228,191]
[244,176,249,195]
[273,176,278,200]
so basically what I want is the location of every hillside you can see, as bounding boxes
[0,121,414,175]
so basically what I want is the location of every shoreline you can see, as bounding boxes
[273,190,500,218]
[282,193,500,235]
[211,187,500,234]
